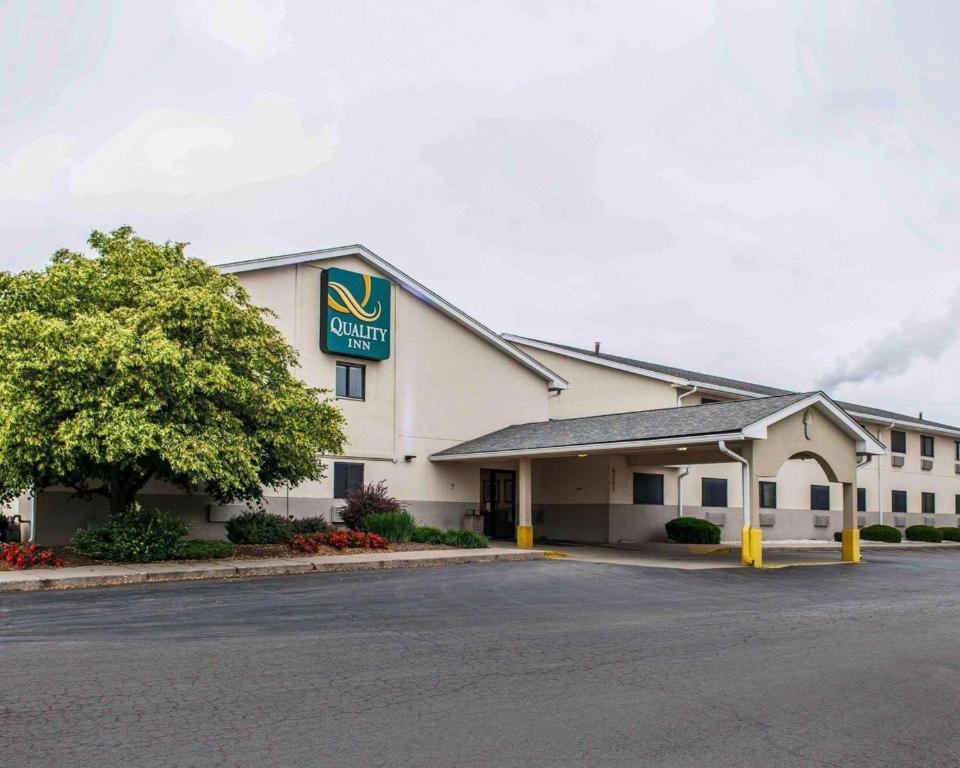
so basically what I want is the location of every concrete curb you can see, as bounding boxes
[0,549,545,592]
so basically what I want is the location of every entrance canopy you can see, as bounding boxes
[432,392,886,567]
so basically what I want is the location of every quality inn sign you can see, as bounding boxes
[320,267,391,360]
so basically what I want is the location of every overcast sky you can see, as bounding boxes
[3,1,960,422]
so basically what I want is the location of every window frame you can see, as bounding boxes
[759,481,777,509]
[891,490,907,514]
[810,484,830,512]
[701,477,728,508]
[633,473,664,505]
[921,434,934,458]
[954,441,960,461]
[333,462,365,499]
[335,361,366,400]
[922,491,936,515]
[890,430,906,454]
[857,487,866,513]
[955,494,960,516]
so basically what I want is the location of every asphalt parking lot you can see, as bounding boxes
[4,552,960,767]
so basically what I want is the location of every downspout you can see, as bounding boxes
[718,440,756,567]
[676,384,698,407]
[676,466,690,517]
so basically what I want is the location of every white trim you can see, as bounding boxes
[217,247,569,391]
[845,411,960,439]
[741,393,886,455]
[430,432,746,462]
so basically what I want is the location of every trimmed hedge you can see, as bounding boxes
[289,516,331,535]
[172,539,236,560]
[939,527,960,543]
[905,524,943,543]
[225,511,291,545]
[860,524,901,543]
[442,529,489,549]
[73,506,190,562]
[411,526,446,545]
[665,517,721,545]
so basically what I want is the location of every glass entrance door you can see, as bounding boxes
[480,469,517,539]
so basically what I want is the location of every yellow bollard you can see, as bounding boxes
[749,528,763,568]
[740,524,752,566]
[841,528,860,563]
[516,525,533,549]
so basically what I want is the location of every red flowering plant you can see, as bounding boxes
[290,530,389,553]
[1,543,62,570]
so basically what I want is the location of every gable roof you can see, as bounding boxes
[216,246,568,391]
[504,335,960,437]
[432,392,885,460]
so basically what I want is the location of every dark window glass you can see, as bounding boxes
[700,397,720,405]
[335,362,365,399]
[892,490,907,514]
[922,492,935,515]
[857,487,866,512]
[701,478,728,508]
[955,441,960,461]
[333,462,364,498]
[955,494,960,515]
[759,481,776,509]
[810,484,830,511]
[921,435,934,458]
[633,473,664,505]
[890,430,906,454]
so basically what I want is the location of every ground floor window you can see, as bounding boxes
[759,481,776,509]
[956,494,960,515]
[810,484,830,511]
[333,462,364,498]
[857,487,866,512]
[701,478,727,507]
[922,492,935,515]
[633,473,664,505]
[892,490,907,514]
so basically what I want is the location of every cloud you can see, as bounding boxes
[70,95,337,208]
[175,0,289,62]
[0,134,75,202]
[819,290,960,390]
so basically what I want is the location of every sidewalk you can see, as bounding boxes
[0,547,544,592]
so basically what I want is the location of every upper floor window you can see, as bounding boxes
[633,473,664,505]
[892,490,907,514]
[759,481,777,509]
[921,435,935,458]
[890,430,906,454]
[333,462,364,499]
[955,441,960,461]
[701,478,728,508]
[922,492,936,515]
[810,484,830,511]
[857,488,866,512]
[335,362,365,400]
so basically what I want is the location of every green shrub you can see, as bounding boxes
[833,531,843,543]
[411,526,447,544]
[860,524,901,543]
[665,517,721,545]
[442,529,489,549]
[289,516,331,535]
[939,527,960,543]
[172,539,236,560]
[341,481,401,530]
[905,524,943,543]
[225,510,291,544]
[364,510,417,543]
[73,506,190,562]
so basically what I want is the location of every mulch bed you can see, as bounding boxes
[0,541,446,570]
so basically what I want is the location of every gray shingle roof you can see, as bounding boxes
[434,392,812,457]
[514,337,960,433]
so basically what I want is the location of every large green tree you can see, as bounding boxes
[0,226,346,515]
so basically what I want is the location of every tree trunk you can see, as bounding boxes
[108,470,146,516]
